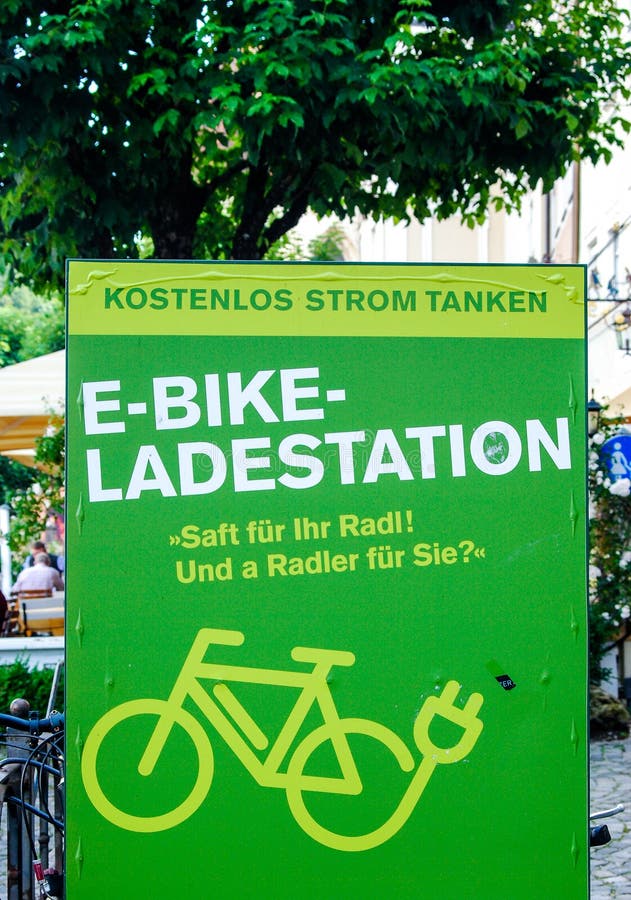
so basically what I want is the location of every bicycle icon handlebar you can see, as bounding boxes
[81,628,484,852]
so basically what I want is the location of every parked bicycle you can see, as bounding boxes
[590,803,625,847]
[0,668,64,900]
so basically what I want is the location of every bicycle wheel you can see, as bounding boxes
[285,717,415,852]
[81,699,213,833]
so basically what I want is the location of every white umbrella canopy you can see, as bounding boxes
[0,350,65,466]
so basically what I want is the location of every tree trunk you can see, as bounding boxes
[150,204,198,259]
[94,230,115,258]
[149,165,204,259]
[231,230,264,260]
[151,209,195,259]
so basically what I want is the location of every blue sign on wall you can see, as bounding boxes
[601,434,631,481]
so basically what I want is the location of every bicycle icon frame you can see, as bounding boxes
[82,627,484,851]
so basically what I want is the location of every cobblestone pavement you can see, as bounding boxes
[591,736,631,898]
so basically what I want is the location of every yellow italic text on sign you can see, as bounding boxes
[67,261,585,339]
[81,627,484,851]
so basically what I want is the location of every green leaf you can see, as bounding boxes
[515,117,530,139]
[277,107,304,129]
[461,86,473,107]
[152,108,180,135]
[565,113,579,133]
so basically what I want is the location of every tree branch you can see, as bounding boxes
[205,158,249,197]
[263,189,311,250]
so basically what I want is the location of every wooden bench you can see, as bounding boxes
[5,590,64,637]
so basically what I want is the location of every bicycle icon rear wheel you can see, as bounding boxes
[81,699,213,833]
[285,717,415,852]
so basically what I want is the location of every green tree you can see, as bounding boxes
[266,219,348,260]
[1,1,629,291]
[0,286,65,366]
[0,455,35,507]
[0,288,63,508]
[589,423,631,684]
[7,414,64,568]
[308,223,347,261]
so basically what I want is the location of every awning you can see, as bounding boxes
[0,350,65,466]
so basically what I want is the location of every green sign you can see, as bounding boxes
[66,261,587,898]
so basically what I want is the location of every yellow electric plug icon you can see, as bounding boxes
[413,680,484,763]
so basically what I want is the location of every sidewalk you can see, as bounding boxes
[591,735,631,898]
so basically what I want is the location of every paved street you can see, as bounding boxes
[591,736,631,898]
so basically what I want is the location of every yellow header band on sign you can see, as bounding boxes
[67,260,585,339]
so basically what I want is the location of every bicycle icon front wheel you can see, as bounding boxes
[81,699,213,833]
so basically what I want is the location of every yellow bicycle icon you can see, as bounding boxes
[81,628,484,851]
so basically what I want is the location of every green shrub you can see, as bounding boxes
[0,659,63,720]
[590,685,631,740]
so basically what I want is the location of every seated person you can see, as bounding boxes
[22,541,63,574]
[13,553,64,593]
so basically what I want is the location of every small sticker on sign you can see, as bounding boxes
[495,675,516,691]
